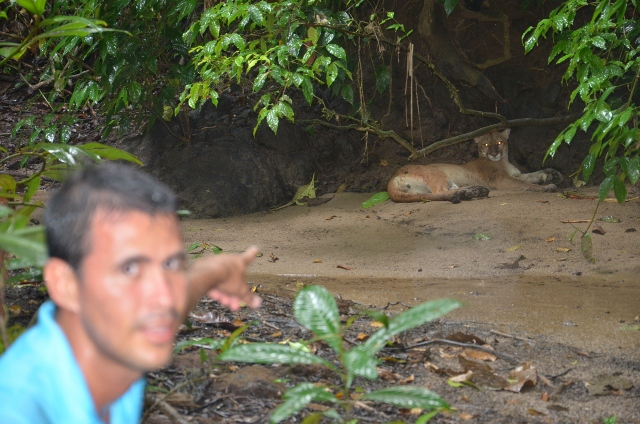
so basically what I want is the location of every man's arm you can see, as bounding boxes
[185,246,261,313]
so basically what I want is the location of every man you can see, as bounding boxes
[0,162,261,423]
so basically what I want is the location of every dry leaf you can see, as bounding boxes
[357,333,369,341]
[268,253,279,263]
[313,259,323,263]
[556,247,571,252]
[228,365,239,371]
[399,374,415,384]
[8,305,22,315]
[504,362,538,392]
[449,371,473,383]
[528,409,546,416]
[545,237,556,242]
[462,348,497,362]
[232,319,245,327]
[592,225,606,235]
[537,200,549,204]
[325,215,338,220]
[337,265,352,270]
[409,408,423,416]
[541,392,549,402]
[270,331,282,338]
[370,321,385,328]
[380,159,389,166]
[458,413,474,420]
[505,245,521,252]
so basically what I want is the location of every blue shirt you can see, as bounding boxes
[0,300,145,423]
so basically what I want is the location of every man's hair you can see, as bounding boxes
[45,162,178,271]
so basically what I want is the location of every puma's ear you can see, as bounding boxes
[43,258,81,314]
[501,128,511,139]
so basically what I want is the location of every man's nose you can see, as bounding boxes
[144,266,176,308]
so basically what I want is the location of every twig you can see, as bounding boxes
[409,114,581,160]
[150,396,189,424]
[490,329,535,343]
[401,339,520,364]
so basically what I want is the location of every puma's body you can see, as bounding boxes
[387,129,563,203]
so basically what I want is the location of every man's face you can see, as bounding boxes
[76,209,187,374]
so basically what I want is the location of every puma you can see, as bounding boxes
[387,129,563,203]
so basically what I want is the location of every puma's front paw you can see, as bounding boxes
[457,186,490,201]
[542,169,563,185]
[542,183,558,193]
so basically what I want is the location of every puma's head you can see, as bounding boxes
[474,129,511,162]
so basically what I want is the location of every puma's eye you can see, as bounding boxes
[484,143,489,147]
[497,141,502,145]
[122,261,140,276]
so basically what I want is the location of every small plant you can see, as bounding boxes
[215,284,460,423]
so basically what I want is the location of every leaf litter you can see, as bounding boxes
[5,284,640,423]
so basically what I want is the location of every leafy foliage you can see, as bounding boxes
[523,0,640,202]
[217,285,460,423]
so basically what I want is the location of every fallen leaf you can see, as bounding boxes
[626,228,637,232]
[337,265,352,270]
[189,311,226,324]
[505,245,521,252]
[325,215,338,220]
[462,348,497,362]
[380,159,389,166]
[356,333,368,341]
[504,362,538,392]
[545,237,555,242]
[458,356,507,390]
[268,253,279,263]
[399,374,415,384]
[313,259,323,263]
[541,392,549,402]
[581,233,594,262]
[228,365,239,371]
[232,319,245,327]
[458,413,474,420]
[8,305,22,315]
[449,371,473,383]
[409,408,423,416]
[446,332,487,345]
[404,211,411,216]
[497,255,525,269]
[556,247,571,252]
[537,200,550,203]
[560,219,590,223]
[600,215,620,223]
[592,225,606,235]
[473,232,491,241]
[270,331,282,338]
[370,321,385,328]
[528,409,546,416]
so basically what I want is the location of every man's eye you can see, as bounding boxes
[122,262,139,276]
[164,257,184,271]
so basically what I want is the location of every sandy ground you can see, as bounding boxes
[181,188,640,353]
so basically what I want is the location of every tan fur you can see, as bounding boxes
[387,129,563,203]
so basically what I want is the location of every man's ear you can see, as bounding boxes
[44,258,81,313]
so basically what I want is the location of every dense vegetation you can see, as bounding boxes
[0,0,638,347]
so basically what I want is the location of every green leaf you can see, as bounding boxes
[217,343,335,369]
[362,298,461,355]
[340,84,354,105]
[17,0,46,17]
[23,176,41,203]
[626,156,640,185]
[580,233,594,262]
[293,285,342,353]
[6,267,43,285]
[270,383,338,423]
[361,386,450,410]
[343,345,380,379]
[375,66,391,95]
[582,152,596,182]
[362,191,389,208]
[79,142,143,165]
[598,175,615,201]
[173,337,226,353]
[325,44,346,61]
[443,0,459,16]
[613,176,627,204]
[0,226,47,266]
[0,174,17,194]
[326,62,338,87]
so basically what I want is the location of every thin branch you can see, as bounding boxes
[409,114,581,160]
